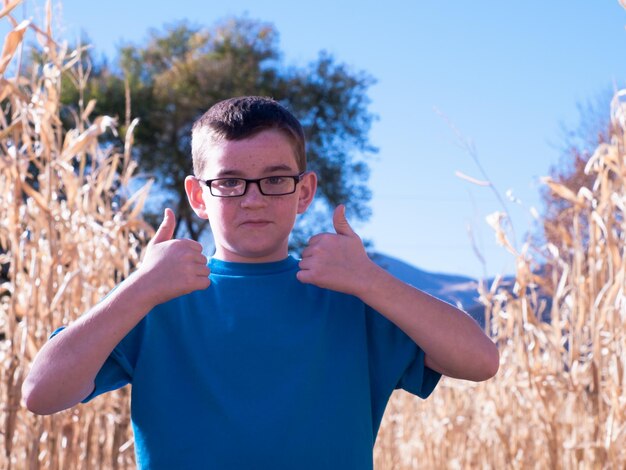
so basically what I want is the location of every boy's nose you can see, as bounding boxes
[240,181,267,207]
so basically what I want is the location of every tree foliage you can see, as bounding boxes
[60,17,376,247]
[540,90,614,248]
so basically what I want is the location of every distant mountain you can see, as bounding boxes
[371,252,490,326]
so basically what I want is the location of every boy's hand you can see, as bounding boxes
[297,205,379,297]
[136,208,211,307]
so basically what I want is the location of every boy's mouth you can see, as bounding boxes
[240,219,272,227]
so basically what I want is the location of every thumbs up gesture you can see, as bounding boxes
[297,205,376,296]
[136,208,211,307]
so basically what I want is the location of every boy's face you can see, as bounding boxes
[185,129,317,263]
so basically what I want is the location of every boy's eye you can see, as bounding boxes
[265,176,286,185]
[216,179,244,189]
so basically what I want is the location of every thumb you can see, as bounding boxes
[333,205,356,237]
[151,208,176,244]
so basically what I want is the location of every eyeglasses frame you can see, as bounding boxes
[197,172,306,198]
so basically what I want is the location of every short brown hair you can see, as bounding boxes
[191,96,306,176]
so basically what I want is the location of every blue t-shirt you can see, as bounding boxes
[77,256,440,469]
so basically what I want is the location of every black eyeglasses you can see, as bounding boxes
[198,173,305,197]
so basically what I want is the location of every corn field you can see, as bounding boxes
[373,86,626,468]
[1,1,150,467]
[3,1,626,468]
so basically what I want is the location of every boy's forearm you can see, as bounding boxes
[355,263,499,382]
[23,212,211,415]
[22,272,154,415]
[297,207,498,381]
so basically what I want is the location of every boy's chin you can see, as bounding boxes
[214,244,288,263]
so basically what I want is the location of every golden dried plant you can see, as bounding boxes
[4,1,626,469]
[374,68,626,470]
[1,1,153,468]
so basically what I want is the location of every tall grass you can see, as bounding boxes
[3,1,626,469]
[1,1,151,467]
[373,79,626,470]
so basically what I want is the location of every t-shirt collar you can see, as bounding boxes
[209,255,298,276]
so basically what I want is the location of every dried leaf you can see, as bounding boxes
[0,118,22,141]
[455,170,491,186]
[60,118,115,161]
[121,179,153,220]
[541,176,582,206]
[0,19,30,75]
[21,180,50,214]
[0,0,22,20]
[81,99,97,121]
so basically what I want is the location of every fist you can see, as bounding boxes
[138,208,211,306]
[297,205,375,296]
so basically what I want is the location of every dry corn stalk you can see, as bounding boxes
[4,1,626,469]
[1,1,152,468]
[375,89,626,470]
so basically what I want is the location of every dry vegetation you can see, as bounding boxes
[1,1,150,467]
[373,82,626,470]
[3,1,626,469]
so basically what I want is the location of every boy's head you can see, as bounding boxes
[191,96,307,177]
[185,96,317,263]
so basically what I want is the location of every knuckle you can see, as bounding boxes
[308,233,327,244]
[179,238,197,249]
[197,278,211,290]
[190,240,203,251]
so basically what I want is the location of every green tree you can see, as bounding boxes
[61,17,376,247]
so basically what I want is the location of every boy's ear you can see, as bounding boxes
[185,176,209,220]
[297,171,317,214]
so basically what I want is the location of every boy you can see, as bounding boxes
[23,96,499,469]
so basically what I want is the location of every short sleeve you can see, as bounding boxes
[81,344,135,403]
[396,345,441,399]
[49,320,144,403]
[365,305,441,401]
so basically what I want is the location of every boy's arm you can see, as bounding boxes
[297,206,499,382]
[22,209,211,415]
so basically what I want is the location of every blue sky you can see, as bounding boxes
[6,1,626,278]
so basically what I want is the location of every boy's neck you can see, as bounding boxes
[211,252,291,264]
